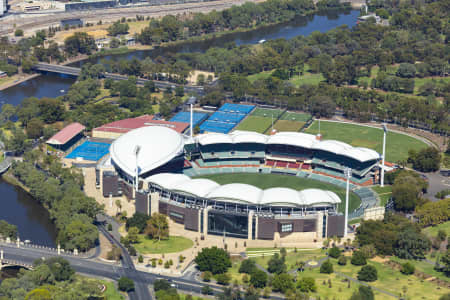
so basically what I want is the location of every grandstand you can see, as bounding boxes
[199,103,255,133]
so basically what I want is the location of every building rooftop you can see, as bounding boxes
[47,122,85,145]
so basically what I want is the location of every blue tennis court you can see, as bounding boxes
[199,103,255,134]
[66,141,110,161]
[219,103,255,114]
[170,112,209,127]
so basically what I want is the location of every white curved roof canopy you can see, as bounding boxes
[147,174,341,207]
[206,183,263,205]
[230,131,268,144]
[110,126,185,177]
[172,178,220,198]
[267,132,317,149]
[196,133,232,145]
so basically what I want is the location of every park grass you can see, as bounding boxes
[269,120,305,133]
[330,258,448,299]
[305,120,428,162]
[0,75,19,88]
[251,248,327,271]
[235,116,272,133]
[101,280,126,300]
[371,185,392,206]
[227,256,245,284]
[251,107,284,118]
[133,235,193,254]
[194,173,361,214]
[422,221,450,238]
[280,111,312,122]
[289,72,325,86]
[247,70,272,83]
[180,294,208,300]
[389,256,449,282]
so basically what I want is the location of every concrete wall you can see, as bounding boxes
[326,215,345,237]
[257,217,317,240]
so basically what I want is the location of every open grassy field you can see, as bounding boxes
[101,280,126,300]
[390,255,449,282]
[134,235,193,254]
[269,119,305,133]
[305,120,428,162]
[423,221,450,238]
[250,248,327,271]
[195,173,361,213]
[281,111,312,122]
[371,185,392,206]
[289,72,325,86]
[235,116,272,133]
[251,107,284,118]
[330,258,448,299]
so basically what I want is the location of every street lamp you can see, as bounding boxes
[381,124,387,187]
[344,167,352,237]
[134,145,141,191]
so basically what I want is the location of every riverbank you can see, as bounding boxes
[1,171,31,194]
[0,74,40,91]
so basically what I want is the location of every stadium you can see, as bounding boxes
[99,122,381,243]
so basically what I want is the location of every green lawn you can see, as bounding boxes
[305,120,428,162]
[371,185,392,206]
[134,235,193,254]
[101,280,126,300]
[251,107,284,118]
[414,77,450,94]
[389,256,449,282]
[247,70,272,83]
[281,111,312,122]
[250,248,327,271]
[422,221,450,238]
[269,120,305,133]
[194,173,361,213]
[289,72,325,86]
[235,116,272,133]
[331,258,448,299]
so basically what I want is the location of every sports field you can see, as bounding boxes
[269,119,305,133]
[305,120,428,162]
[281,111,312,122]
[235,116,272,133]
[195,173,361,213]
[251,107,284,118]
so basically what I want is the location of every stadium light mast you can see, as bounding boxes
[381,124,387,187]
[190,104,194,138]
[344,167,352,237]
[134,145,141,191]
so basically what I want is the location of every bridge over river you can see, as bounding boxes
[33,62,205,95]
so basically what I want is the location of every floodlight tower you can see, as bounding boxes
[380,124,387,187]
[134,145,141,191]
[344,167,352,237]
[190,104,194,138]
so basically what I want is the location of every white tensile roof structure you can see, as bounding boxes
[110,126,185,177]
[146,173,341,207]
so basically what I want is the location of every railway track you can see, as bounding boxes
[0,0,261,35]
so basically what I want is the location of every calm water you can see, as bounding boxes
[0,179,57,247]
[0,9,358,246]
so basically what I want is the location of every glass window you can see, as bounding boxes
[281,223,293,233]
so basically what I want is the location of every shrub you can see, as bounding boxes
[351,251,367,266]
[107,223,113,231]
[329,246,341,258]
[400,262,415,275]
[360,244,376,259]
[338,255,347,266]
[357,265,378,282]
[138,255,144,263]
[14,29,24,37]
[164,261,170,269]
[320,260,333,274]
[118,277,135,292]
[215,273,231,285]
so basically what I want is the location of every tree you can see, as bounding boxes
[201,285,213,295]
[400,262,415,275]
[145,213,169,241]
[350,286,374,300]
[35,257,74,282]
[328,246,341,258]
[57,219,99,251]
[0,220,18,239]
[267,253,286,274]
[357,265,378,282]
[25,288,51,300]
[338,255,347,265]
[107,21,130,36]
[320,260,333,274]
[360,244,376,259]
[195,246,231,274]
[416,198,450,227]
[202,271,212,282]
[216,273,231,285]
[396,63,416,78]
[118,277,135,292]
[64,32,97,56]
[115,199,122,213]
[250,269,267,288]
[239,259,256,274]
[408,147,441,172]
[271,273,294,293]
[437,229,447,242]
[26,118,44,139]
[127,226,140,244]
[126,212,151,233]
[439,249,450,276]
[394,228,430,260]
[351,251,367,266]
[14,29,24,37]
[297,277,316,292]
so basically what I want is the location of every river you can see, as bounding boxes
[0,9,359,247]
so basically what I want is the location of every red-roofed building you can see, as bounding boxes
[92,115,189,139]
[46,122,86,150]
